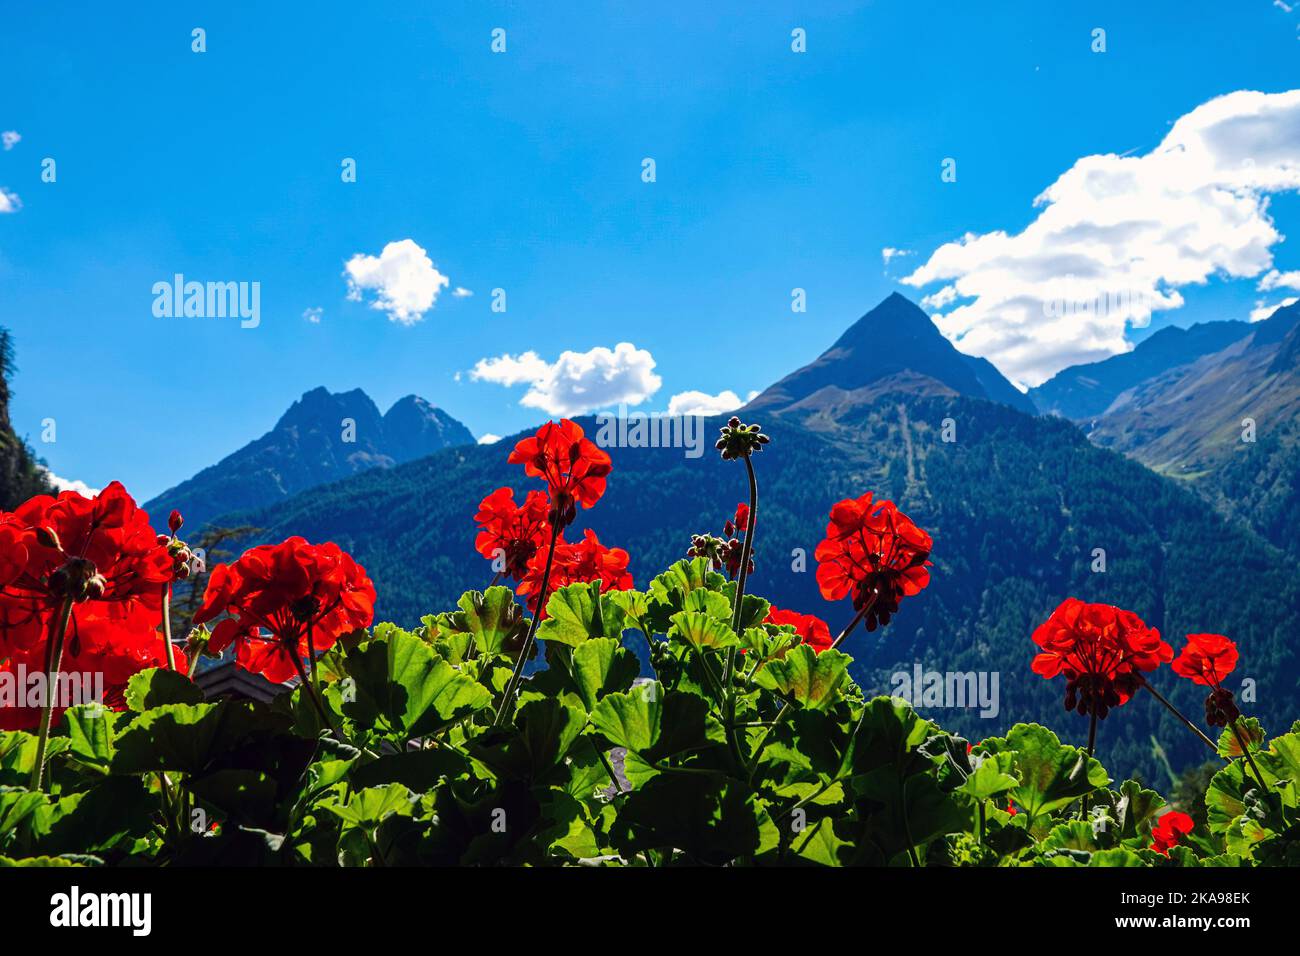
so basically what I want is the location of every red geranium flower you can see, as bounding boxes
[723,503,750,538]
[1031,599,1172,719]
[0,603,184,730]
[474,487,552,581]
[507,419,612,528]
[516,529,633,616]
[814,493,932,630]
[1150,810,1194,855]
[1171,633,1238,687]
[0,482,172,659]
[194,537,376,683]
[1171,633,1242,727]
[764,605,832,653]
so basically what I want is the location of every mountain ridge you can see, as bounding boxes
[196,294,1300,785]
[144,387,474,530]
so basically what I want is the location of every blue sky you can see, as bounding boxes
[3,0,1299,500]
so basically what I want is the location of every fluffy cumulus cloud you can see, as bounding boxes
[0,187,20,214]
[471,343,662,416]
[40,467,98,498]
[477,433,502,445]
[302,306,323,324]
[344,239,451,325]
[903,89,1300,388]
[665,389,745,417]
[1,131,18,151]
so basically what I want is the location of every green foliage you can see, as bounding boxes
[2,565,1295,867]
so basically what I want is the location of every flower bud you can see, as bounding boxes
[34,526,61,550]
[168,510,184,534]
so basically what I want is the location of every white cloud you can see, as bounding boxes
[903,89,1300,388]
[666,389,745,417]
[344,239,450,325]
[881,247,912,265]
[477,433,502,444]
[1,131,18,151]
[302,306,323,324]
[452,286,473,298]
[1259,268,1300,291]
[471,342,662,416]
[41,467,98,498]
[0,188,20,213]
[1275,0,1293,12]
[1251,296,1299,321]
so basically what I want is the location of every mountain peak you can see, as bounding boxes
[744,293,1035,417]
[145,387,472,529]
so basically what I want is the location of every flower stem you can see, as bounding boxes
[1138,678,1221,755]
[728,453,758,635]
[494,522,561,727]
[1231,718,1270,796]
[30,596,75,791]
[1080,710,1098,819]
[161,582,177,672]
[290,646,335,734]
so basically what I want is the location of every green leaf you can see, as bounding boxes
[649,558,726,602]
[589,686,724,762]
[958,755,1020,802]
[111,701,279,775]
[452,587,529,657]
[610,775,773,866]
[1112,779,1166,842]
[327,783,417,829]
[606,589,652,635]
[668,610,740,651]
[571,637,640,711]
[1217,718,1266,759]
[63,705,116,772]
[344,628,492,739]
[753,646,850,711]
[537,582,627,647]
[983,724,1108,822]
[123,667,205,711]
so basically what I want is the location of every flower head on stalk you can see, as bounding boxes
[814,493,932,631]
[474,487,552,581]
[715,417,769,461]
[1030,599,1172,719]
[0,482,172,658]
[507,419,611,529]
[1172,633,1241,727]
[194,537,375,683]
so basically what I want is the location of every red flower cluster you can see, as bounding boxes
[814,493,932,630]
[763,605,832,653]
[1031,599,1172,719]
[516,529,632,616]
[0,483,181,728]
[1150,810,1194,855]
[474,487,551,581]
[507,419,611,529]
[195,537,376,683]
[1172,633,1241,727]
